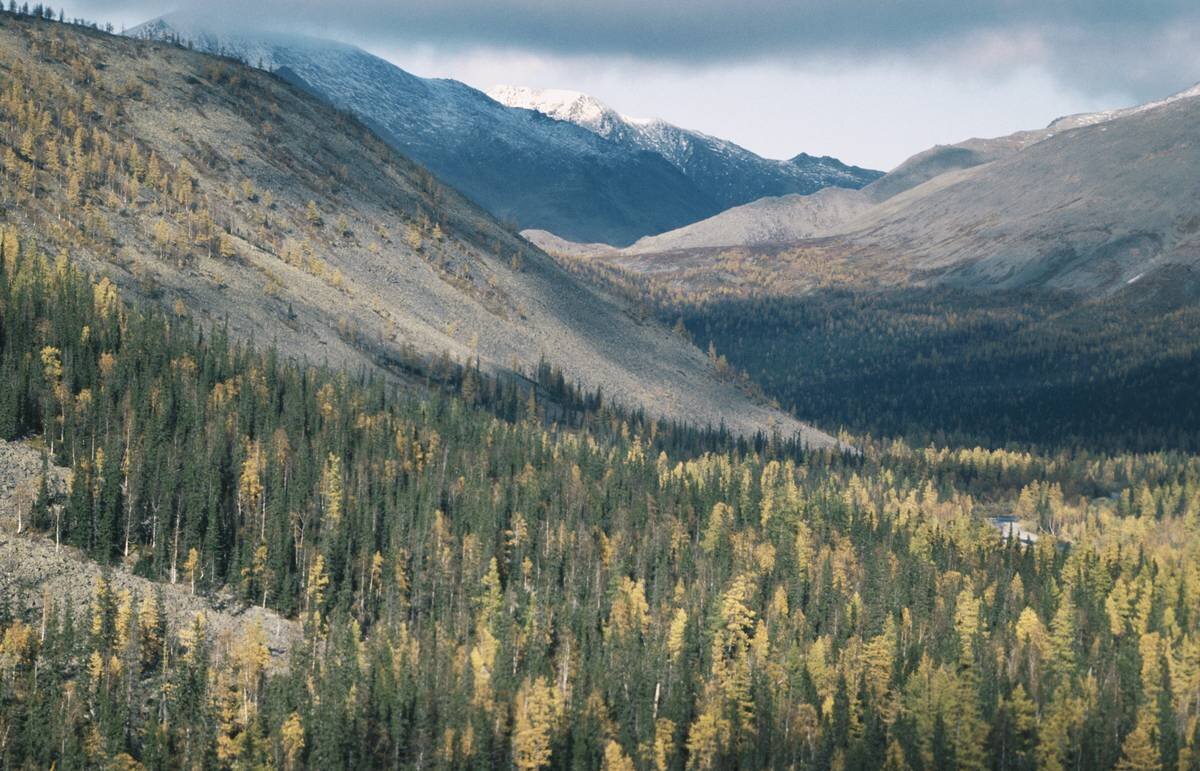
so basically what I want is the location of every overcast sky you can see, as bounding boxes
[78,1,1200,170]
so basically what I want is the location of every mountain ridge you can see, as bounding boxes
[863,79,1200,203]
[843,93,1200,295]
[128,15,880,245]
[488,84,882,212]
[127,16,715,246]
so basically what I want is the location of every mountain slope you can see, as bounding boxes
[844,93,1200,295]
[863,81,1200,203]
[529,186,873,257]
[0,443,301,668]
[619,187,875,254]
[573,81,1200,300]
[0,15,827,443]
[860,132,1045,203]
[128,16,877,247]
[534,84,1200,260]
[488,85,882,210]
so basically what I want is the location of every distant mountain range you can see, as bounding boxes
[127,16,880,246]
[550,80,1200,301]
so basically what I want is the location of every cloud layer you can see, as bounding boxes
[94,0,1200,99]
[71,0,1200,168]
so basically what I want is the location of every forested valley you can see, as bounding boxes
[3,232,1200,769]
[550,246,1200,453]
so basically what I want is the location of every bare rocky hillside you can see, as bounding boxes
[842,96,1200,295]
[0,16,828,444]
[617,187,875,255]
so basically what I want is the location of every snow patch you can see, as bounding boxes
[1049,81,1200,131]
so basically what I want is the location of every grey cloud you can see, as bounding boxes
[85,0,1200,100]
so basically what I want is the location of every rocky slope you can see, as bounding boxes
[860,133,1045,203]
[862,81,1200,203]
[618,187,875,254]
[0,16,826,444]
[127,17,880,246]
[527,186,873,259]
[843,93,1200,295]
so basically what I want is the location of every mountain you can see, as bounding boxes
[1,15,826,443]
[540,82,1200,450]
[126,16,721,246]
[1047,81,1200,131]
[859,133,1045,203]
[621,187,874,255]
[527,186,873,257]
[488,85,882,211]
[862,82,1200,204]
[844,89,1200,295]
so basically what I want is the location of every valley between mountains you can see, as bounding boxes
[1,8,1199,771]
[533,79,1200,448]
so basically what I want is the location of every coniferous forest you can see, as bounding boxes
[3,231,1200,771]
[675,290,1200,453]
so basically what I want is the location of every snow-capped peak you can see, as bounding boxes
[487,85,647,138]
[488,85,607,121]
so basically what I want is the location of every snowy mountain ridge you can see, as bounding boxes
[127,15,724,244]
[487,84,883,204]
[487,85,634,137]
